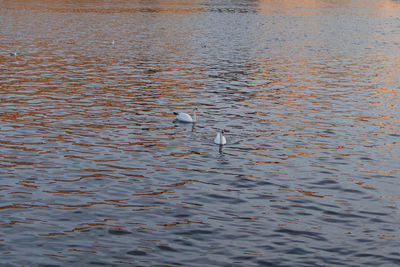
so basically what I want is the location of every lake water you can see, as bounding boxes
[1,0,400,266]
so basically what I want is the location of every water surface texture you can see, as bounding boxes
[1,0,400,266]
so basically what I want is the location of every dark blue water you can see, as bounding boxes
[1,0,400,266]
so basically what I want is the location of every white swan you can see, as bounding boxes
[214,129,226,145]
[174,107,198,123]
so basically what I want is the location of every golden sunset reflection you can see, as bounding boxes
[2,0,400,266]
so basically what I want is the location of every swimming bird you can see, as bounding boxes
[214,129,226,145]
[10,52,17,57]
[174,107,198,123]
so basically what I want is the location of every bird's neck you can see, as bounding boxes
[192,110,197,122]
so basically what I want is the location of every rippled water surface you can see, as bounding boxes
[1,0,400,266]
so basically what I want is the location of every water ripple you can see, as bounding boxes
[2,0,400,266]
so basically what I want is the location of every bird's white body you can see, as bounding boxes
[214,130,226,145]
[175,112,194,123]
[175,108,197,123]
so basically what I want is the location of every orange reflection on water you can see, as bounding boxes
[157,219,204,227]
[69,248,97,254]
[271,208,289,213]
[134,189,173,196]
[378,234,398,238]
[0,203,49,210]
[381,196,400,199]
[0,220,31,226]
[351,179,376,189]
[257,0,400,16]
[297,189,324,198]
[159,179,194,188]
[16,181,39,188]
[64,226,91,233]
[43,189,100,195]
[359,167,400,175]
[40,232,67,237]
